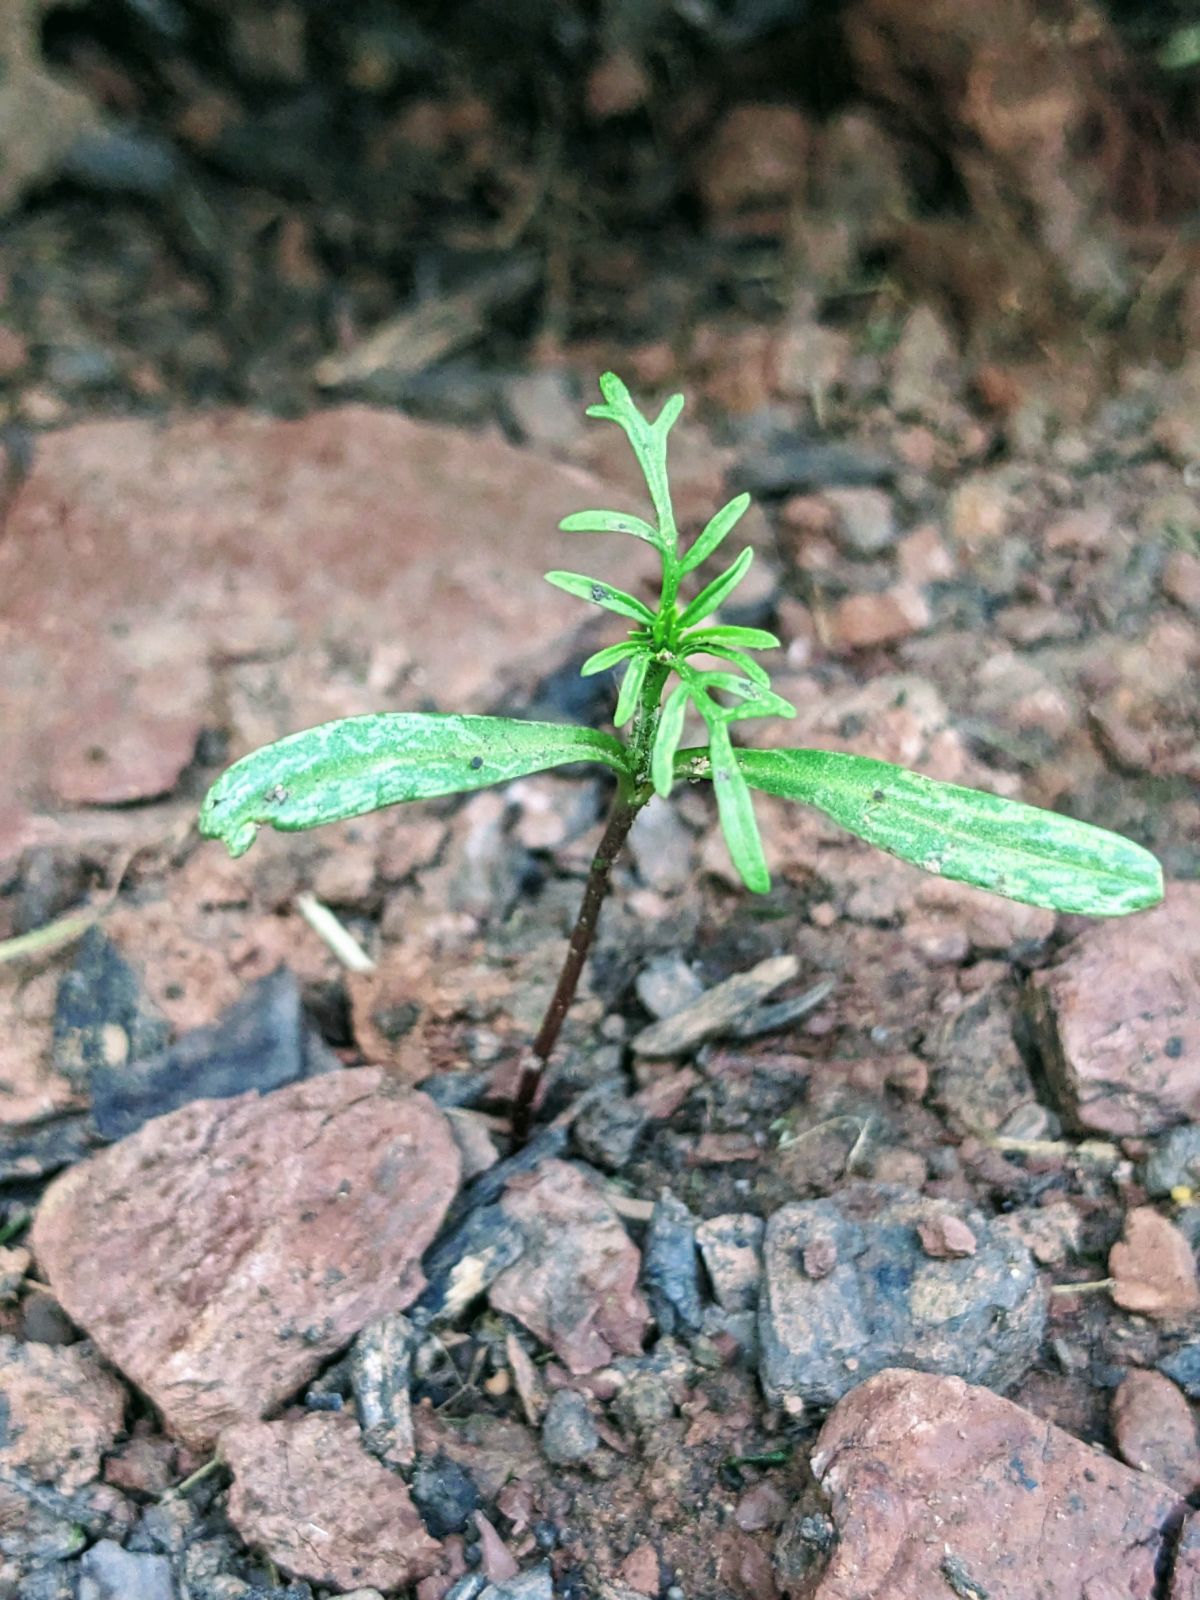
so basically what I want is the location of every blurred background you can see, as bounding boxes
[3,0,1200,423]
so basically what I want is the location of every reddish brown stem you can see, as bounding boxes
[511,789,642,1141]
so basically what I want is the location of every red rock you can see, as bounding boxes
[1110,1207,1200,1321]
[828,585,930,651]
[897,524,954,584]
[0,1333,126,1492]
[806,1369,1183,1600]
[917,1215,977,1258]
[50,707,202,806]
[1027,883,1200,1136]
[0,408,654,822]
[31,1069,460,1446]
[224,1413,441,1592]
[490,1160,650,1374]
[1112,1370,1200,1496]
[1172,1509,1200,1600]
[619,1542,661,1593]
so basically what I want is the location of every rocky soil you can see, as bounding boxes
[1,4,1199,1598]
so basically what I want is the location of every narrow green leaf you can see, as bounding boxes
[654,393,685,434]
[681,624,780,651]
[559,509,663,549]
[679,493,751,576]
[677,547,754,629]
[652,685,691,797]
[685,644,772,686]
[737,748,1164,916]
[614,653,650,727]
[199,714,631,860]
[580,640,643,676]
[681,668,795,719]
[544,570,657,625]
[709,721,770,894]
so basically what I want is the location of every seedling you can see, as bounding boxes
[199,373,1163,1131]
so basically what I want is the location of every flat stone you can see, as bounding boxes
[804,1369,1183,1599]
[1027,883,1200,1136]
[759,1189,1045,1409]
[0,408,654,822]
[0,1333,126,1492]
[695,1214,764,1312]
[0,1334,129,1582]
[827,585,929,651]
[31,1069,460,1446]
[78,1540,174,1600]
[1110,1207,1200,1321]
[91,965,315,1141]
[490,1160,650,1374]
[224,1413,442,1592]
[632,954,799,1058]
[1112,1369,1200,1496]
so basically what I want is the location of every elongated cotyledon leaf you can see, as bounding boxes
[199,714,631,859]
[735,747,1163,916]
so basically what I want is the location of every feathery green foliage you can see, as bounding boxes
[200,372,1163,922]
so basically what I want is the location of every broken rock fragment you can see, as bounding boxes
[1028,883,1200,1136]
[224,1412,442,1592]
[489,1160,650,1373]
[759,1189,1044,1408]
[1110,1206,1200,1320]
[31,1069,460,1446]
[802,1369,1184,1599]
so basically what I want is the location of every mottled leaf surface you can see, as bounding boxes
[200,714,629,858]
[735,748,1163,915]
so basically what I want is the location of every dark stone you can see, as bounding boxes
[350,1312,415,1466]
[573,1084,647,1172]
[540,1389,599,1466]
[1159,1342,1200,1399]
[0,1114,93,1183]
[414,1203,526,1324]
[1144,1125,1200,1196]
[53,926,169,1089]
[730,441,895,498]
[91,967,312,1140]
[410,1451,480,1538]
[759,1189,1046,1408]
[642,1190,703,1338]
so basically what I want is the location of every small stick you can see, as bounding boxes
[295,892,376,974]
[162,1455,222,1500]
[1048,1278,1115,1297]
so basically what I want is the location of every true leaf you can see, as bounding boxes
[679,493,751,576]
[544,570,657,624]
[199,714,631,859]
[684,643,772,686]
[580,640,644,676]
[652,684,691,797]
[680,624,780,651]
[559,509,663,549]
[677,547,754,629]
[614,653,650,727]
[709,721,770,894]
[737,748,1164,915]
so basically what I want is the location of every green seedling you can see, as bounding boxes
[199,373,1163,1132]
